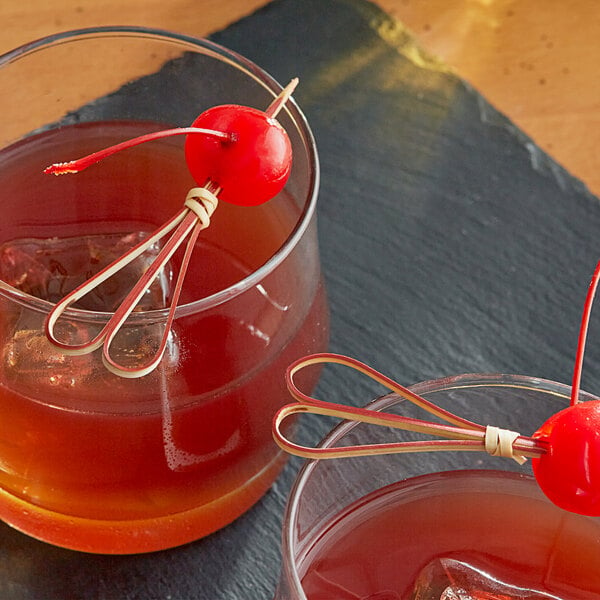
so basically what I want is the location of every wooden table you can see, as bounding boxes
[1,0,598,195]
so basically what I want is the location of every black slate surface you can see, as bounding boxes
[2,0,600,598]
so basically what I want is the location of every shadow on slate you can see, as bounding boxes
[2,0,600,599]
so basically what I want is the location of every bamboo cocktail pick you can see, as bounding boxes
[44,79,298,378]
[274,259,600,518]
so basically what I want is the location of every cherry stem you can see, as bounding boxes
[273,353,547,462]
[44,127,230,175]
[44,78,299,176]
[570,259,600,405]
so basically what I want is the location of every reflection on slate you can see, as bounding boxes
[2,0,600,599]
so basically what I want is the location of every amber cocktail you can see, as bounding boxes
[0,28,328,554]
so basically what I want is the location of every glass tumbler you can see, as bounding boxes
[0,27,328,554]
[276,374,600,599]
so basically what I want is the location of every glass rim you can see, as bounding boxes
[279,372,595,599]
[0,25,320,324]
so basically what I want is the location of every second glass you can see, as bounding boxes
[276,375,600,599]
[0,28,328,554]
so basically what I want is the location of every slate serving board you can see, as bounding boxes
[2,0,599,598]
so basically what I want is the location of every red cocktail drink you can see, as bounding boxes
[300,471,600,599]
[0,30,328,553]
[276,376,600,599]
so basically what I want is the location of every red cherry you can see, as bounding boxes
[45,82,297,208]
[184,104,292,207]
[532,400,600,516]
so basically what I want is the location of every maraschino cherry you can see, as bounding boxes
[185,104,292,206]
[46,81,295,206]
[532,401,600,515]
[531,259,600,516]
[44,79,298,377]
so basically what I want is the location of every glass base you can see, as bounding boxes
[0,450,286,554]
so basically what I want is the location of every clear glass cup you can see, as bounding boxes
[0,27,328,554]
[276,374,600,599]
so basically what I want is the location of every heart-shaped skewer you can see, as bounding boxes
[44,79,298,377]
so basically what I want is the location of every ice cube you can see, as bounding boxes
[4,333,98,396]
[410,558,562,600]
[0,301,179,401]
[0,232,174,312]
[1,319,93,386]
